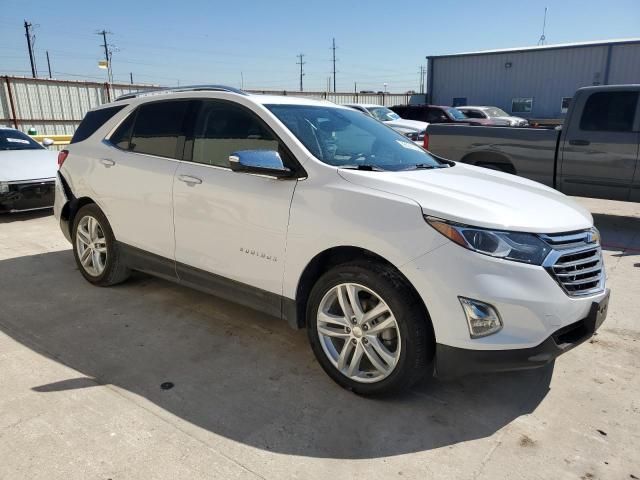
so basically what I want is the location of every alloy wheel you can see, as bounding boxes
[75,215,108,277]
[316,282,401,383]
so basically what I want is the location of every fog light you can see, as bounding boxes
[458,297,503,338]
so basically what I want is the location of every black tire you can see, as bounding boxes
[306,261,434,396]
[72,203,130,286]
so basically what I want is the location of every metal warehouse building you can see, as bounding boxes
[426,38,640,119]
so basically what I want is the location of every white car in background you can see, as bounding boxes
[345,103,428,142]
[456,106,529,127]
[0,127,57,213]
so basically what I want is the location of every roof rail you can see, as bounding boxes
[115,85,248,101]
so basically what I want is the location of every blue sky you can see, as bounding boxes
[1,0,638,92]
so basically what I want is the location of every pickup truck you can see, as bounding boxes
[425,85,640,202]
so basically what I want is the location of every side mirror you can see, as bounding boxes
[229,150,293,178]
[42,138,54,147]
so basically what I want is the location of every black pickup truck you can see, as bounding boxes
[426,85,640,202]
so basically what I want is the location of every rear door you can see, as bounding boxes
[560,90,639,201]
[96,99,190,260]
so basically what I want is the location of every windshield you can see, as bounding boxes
[266,104,443,171]
[446,107,468,120]
[0,130,44,151]
[366,107,401,122]
[484,108,509,118]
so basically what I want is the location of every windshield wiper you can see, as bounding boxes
[339,164,386,172]
[409,163,448,170]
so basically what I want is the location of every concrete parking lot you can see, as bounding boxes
[0,197,638,480]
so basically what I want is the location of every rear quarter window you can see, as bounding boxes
[71,105,127,143]
[579,91,638,132]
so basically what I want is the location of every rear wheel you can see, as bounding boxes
[307,261,433,395]
[72,204,130,286]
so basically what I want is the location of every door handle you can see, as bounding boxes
[569,139,590,146]
[99,158,116,168]
[178,174,203,186]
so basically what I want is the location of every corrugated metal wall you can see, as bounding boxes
[1,76,154,135]
[429,42,640,119]
[1,76,410,136]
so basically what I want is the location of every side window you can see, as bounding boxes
[190,101,279,168]
[109,110,136,150]
[579,91,638,132]
[129,100,190,159]
[426,108,448,122]
[463,110,482,119]
[71,105,127,143]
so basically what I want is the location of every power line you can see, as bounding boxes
[23,20,37,77]
[296,53,305,92]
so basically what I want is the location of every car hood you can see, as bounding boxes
[0,149,58,182]
[338,163,592,233]
[384,119,428,132]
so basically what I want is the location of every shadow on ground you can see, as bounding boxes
[0,249,554,459]
[0,209,52,224]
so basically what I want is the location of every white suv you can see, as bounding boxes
[54,85,609,395]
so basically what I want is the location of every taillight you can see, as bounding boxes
[423,132,429,150]
[57,149,69,168]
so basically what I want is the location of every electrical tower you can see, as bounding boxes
[296,53,306,92]
[537,7,548,46]
[331,38,337,92]
[24,20,37,78]
[418,65,426,93]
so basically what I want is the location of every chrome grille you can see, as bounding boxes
[542,231,605,297]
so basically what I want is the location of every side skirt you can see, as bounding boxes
[117,242,300,328]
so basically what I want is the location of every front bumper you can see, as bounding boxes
[435,289,609,378]
[0,178,55,213]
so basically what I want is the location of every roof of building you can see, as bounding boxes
[427,38,640,60]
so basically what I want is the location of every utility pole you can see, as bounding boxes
[97,29,113,83]
[537,7,548,45]
[24,20,37,78]
[331,38,337,92]
[418,65,426,93]
[130,72,133,84]
[46,51,52,79]
[354,81,357,94]
[296,53,305,92]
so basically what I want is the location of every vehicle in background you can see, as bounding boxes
[345,103,428,143]
[456,106,528,127]
[425,85,640,202]
[55,85,608,395]
[0,127,57,213]
[390,104,493,126]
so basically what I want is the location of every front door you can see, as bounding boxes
[560,90,639,201]
[172,99,298,312]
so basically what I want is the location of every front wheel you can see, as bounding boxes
[307,261,434,395]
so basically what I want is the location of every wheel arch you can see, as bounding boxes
[460,151,517,174]
[289,246,434,340]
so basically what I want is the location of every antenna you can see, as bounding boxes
[537,7,547,46]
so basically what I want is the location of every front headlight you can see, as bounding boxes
[425,216,552,265]
[0,182,9,194]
